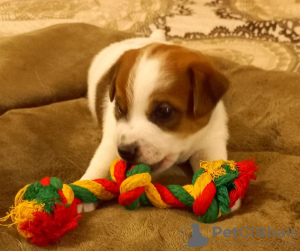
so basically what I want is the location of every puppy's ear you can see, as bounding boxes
[94,61,120,123]
[108,64,119,102]
[94,48,139,123]
[190,63,229,117]
[108,48,140,102]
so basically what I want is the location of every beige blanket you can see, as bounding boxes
[0,23,300,251]
[0,0,299,73]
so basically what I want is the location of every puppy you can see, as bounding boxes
[78,33,239,213]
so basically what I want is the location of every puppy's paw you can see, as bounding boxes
[230,199,241,212]
[77,201,99,214]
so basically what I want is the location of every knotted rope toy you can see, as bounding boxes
[0,158,258,246]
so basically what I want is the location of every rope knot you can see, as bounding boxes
[200,160,236,180]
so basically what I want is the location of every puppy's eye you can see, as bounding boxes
[115,103,125,118]
[117,105,123,115]
[154,104,174,121]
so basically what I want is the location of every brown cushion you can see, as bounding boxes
[212,57,300,156]
[0,23,133,115]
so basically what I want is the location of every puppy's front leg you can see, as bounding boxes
[79,106,118,213]
[189,142,228,173]
[80,139,118,181]
[81,99,118,181]
[78,139,118,213]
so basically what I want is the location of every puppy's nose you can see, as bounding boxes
[118,144,137,163]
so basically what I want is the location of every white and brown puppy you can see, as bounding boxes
[79,33,238,213]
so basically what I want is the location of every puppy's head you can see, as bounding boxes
[100,44,228,171]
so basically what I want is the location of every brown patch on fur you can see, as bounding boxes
[95,48,140,122]
[144,43,229,137]
[114,49,140,119]
[95,61,119,125]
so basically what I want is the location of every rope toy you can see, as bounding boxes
[0,158,258,246]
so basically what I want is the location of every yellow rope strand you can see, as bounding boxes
[62,184,75,204]
[193,173,212,198]
[145,184,170,208]
[72,180,117,200]
[120,173,151,194]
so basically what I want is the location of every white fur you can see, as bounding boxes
[79,32,239,213]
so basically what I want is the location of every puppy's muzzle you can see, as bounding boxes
[118,144,137,163]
